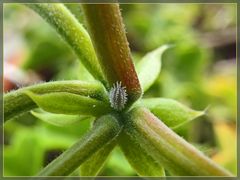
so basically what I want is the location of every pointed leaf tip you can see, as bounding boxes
[140,98,205,129]
[137,45,172,92]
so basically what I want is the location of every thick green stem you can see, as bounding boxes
[4,81,108,121]
[124,107,233,176]
[26,4,107,87]
[82,4,142,106]
[80,140,116,176]
[118,131,165,176]
[37,114,121,176]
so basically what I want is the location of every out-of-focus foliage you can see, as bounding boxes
[4,115,91,176]
[3,3,236,176]
[212,123,237,174]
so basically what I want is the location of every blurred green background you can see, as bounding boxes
[3,3,237,176]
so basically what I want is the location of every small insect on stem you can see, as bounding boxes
[109,81,128,111]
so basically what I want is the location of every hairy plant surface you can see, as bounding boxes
[3,3,233,177]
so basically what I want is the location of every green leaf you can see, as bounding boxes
[136,45,170,92]
[124,107,232,176]
[80,140,116,176]
[25,91,111,116]
[118,131,165,176]
[31,109,91,127]
[4,80,108,121]
[37,113,122,176]
[26,3,107,87]
[140,98,205,128]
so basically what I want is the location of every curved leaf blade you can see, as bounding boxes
[25,91,111,116]
[136,45,171,92]
[4,80,108,121]
[140,98,204,128]
[31,109,91,126]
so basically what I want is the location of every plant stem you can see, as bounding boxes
[4,81,108,121]
[26,3,107,87]
[64,4,84,23]
[82,4,142,106]
[80,140,116,176]
[124,107,233,176]
[37,114,121,176]
[118,130,165,176]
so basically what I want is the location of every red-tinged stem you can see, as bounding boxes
[124,107,233,176]
[82,4,142,107]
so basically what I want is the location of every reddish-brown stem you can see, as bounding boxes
[82,4,142,107]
